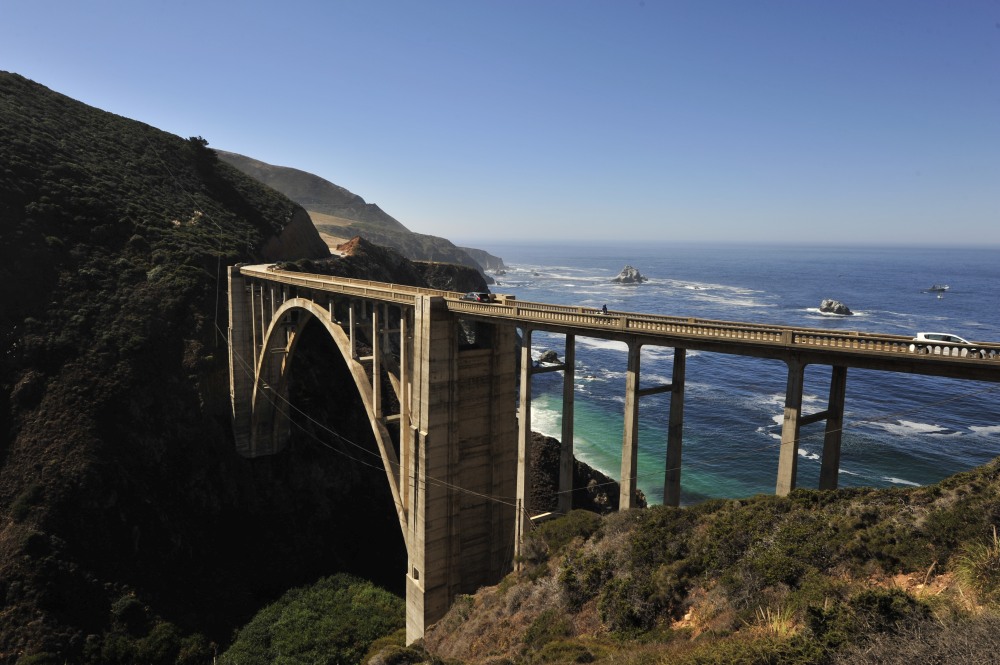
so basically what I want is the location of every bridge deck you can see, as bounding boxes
[239,264,1000,383]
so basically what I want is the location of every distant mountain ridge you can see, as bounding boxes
[217,151,505,276]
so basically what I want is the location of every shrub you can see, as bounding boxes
[809,586,930,654]
[524,608,572,651]
[537,510,603,555]
[219,573,404,665]
[559,550,614,610]
[598,575,660,634]
[535,640,595,663]
[10,483,44,522]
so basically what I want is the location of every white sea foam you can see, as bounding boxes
[530,399,562,438]
[883,476,921,487]
[641,347,675,362]
[877,420,957,436]
[798,449,820,461]
[805,307,868,318]
[692,292,773,309]
[970,425,1000,435]
[576,337,629,353]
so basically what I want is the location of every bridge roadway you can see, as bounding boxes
[239,264,1000,380]
[230,264,1000,642]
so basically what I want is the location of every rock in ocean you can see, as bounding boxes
[820,299,853,315]
[612,265,648,284]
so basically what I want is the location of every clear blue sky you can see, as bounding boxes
[3,1,999,246]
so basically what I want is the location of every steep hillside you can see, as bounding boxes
[214,152,408,235]
[216,150,505,277]
[0,71,422,662]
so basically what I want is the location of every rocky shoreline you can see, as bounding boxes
[529,431,647,513]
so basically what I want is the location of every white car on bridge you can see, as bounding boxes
[909,332,983,357]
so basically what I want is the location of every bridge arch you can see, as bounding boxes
[251,297,407,538]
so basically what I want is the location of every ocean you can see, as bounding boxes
[477,242,1000,505]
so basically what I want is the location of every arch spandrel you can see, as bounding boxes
[252,297,407,540]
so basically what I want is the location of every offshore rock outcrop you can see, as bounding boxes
[820,298,854,315]
[612,265,648,284]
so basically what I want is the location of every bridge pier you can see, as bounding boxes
[558,335,576,515]
[818,366,848,490]
[619,339,642,510]
[776,362,849,495]
[663,348,687,507]
[514,327,533,567]
[401,296,520,642]
[228,268,254,454]
[776,358,805,496]
[619,342,688,509]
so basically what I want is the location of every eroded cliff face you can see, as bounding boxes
[277,236,489,294]
[260,207,331,262]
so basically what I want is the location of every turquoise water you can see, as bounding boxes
[482,242,1000,505]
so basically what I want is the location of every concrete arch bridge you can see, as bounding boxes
[227,264,1000,642]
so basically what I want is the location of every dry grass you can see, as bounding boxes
[954,526,1000,605]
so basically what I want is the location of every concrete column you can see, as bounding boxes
[266,286,274,340]
[776,358,805,496]
[372,303,382,419]
[514,327,533,565]
[663,348,687,507]
[558,334,576,515]
[619,339,641,510]
[249,283,259,354]
[399,307,410,512]
[489,324,518,577]
[818,366,848,490]
[349,300,357,359]
[405,295,456,643]
[228,267,255,456]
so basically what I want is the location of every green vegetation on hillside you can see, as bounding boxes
[219,574,405,665]
[420,461,1000,664]
[0,71,333,661]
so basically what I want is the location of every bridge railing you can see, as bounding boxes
[239,264,465,305]
[449,298,1000,360]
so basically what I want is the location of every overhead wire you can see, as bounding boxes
[223,320,521,510]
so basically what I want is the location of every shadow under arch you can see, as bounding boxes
[250,297,408,543]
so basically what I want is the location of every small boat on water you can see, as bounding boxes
[927,284,950,292]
